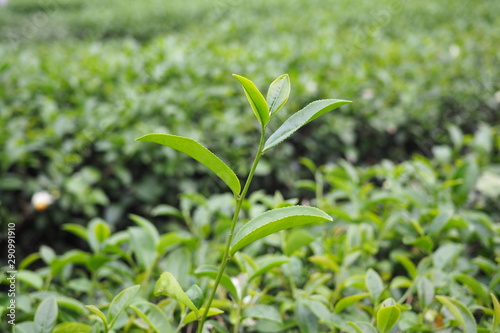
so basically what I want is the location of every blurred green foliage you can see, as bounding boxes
[0,3,500,331]
[1,0,499,255]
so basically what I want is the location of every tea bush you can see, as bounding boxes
[1,0,500,332]
[1,0,500,254]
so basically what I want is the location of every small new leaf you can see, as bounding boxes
[233,74,269,126]
[377,305,401,333]
[154,272,200,318]
[267,74,291,116]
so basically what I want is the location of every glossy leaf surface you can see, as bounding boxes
[233,74,269,126]
[264,99,351,151]
[136,134,241,195]
[230,206,332,255]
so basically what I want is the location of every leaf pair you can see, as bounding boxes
[233,73,290,127]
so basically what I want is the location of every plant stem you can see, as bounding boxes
[197,128,266,333]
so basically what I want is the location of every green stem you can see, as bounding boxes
[197,128,266,333]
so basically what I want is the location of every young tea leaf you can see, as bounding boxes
[136,134,241,195]
[34,296,58,333]
[233,74,269,126]
[243,305,282,323]
[230,206,332,255]
[347,321,377,333]
[417,277,434,309]
[491,293,500,332]
[107,284,141,329]
[194,266,239,301]
[184,308,224,325]
[334,293,370,313]
[250,255,290,281]
[267,74,291,116]
[85,305,107,326]
[377,305,401,333]
[436,296,477,333]
[53,322,92,333]
[263,99,351,151]
[154,272,200,317]
[365,268,384,305]
[129,302,173,333]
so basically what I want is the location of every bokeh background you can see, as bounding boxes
[1,0,499,257]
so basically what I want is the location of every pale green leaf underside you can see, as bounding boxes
[108,285,141,329]
[34,296,58,333]
[136,134,241,195]
[243,304,283,323]
[130,302,173,333]
[267,74,290,116]
[436,296,477,333]
[85,305,107,325]
[230,206,332,255]
[154,272,200,317]
[233,74,269,126]
[264,99,351,151]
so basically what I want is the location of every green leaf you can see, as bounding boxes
[39,245,56,264]
[417,277,434,309]
[432,243,463,270]
[186,285,204,309]
[129,302,173,333]
[491,293,500,332]
[296,301,318,333]
[377,305,401,333]
[436,296,477,333]
[267,74,291,116]
[62,224,88,241]
[157,232,187,256]
[87,218,107,253]
[136,134,241,195]
[85,305,107,325]
[107,285,141,329]
[17,270,43,290]
[129,214,160,245]
[334,293,370,313]
[53,323,92,333]
[365,268,384,305]
[164,248,192,290]
[230,206,332,255]
[455,274,489,304]
[34,296,58,333]
[129,226,156,270]
[347,321,377,333]
[284,229,315,256]
[243,305,282,323]
[13,322,35,333]
[233,74,269,126]
[154,272,200,317]
[427,210,453,236]
[184,308,223,324]
[392,254,417,280]
[194,266,239,301]
[263,99,351,151]
[93,222,110,243]
[250,255,290,281]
